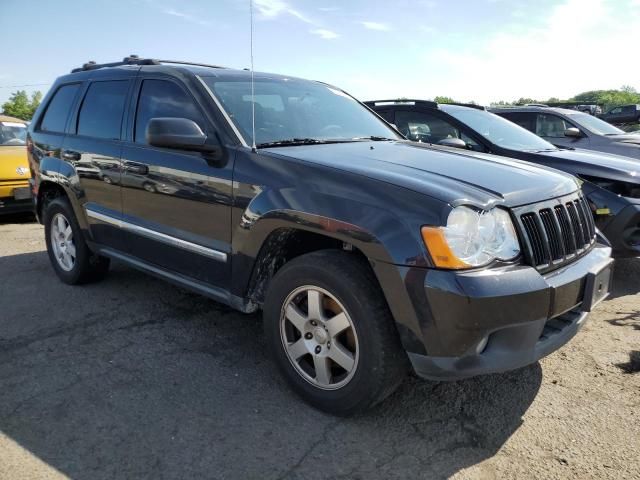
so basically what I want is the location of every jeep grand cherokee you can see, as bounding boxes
[28,57,613,415]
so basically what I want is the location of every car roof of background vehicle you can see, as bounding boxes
[0,115,27,124]
[490,106,584,115]
[365,99,486,111]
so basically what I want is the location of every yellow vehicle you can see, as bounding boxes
[0,115,32,214]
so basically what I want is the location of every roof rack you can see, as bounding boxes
[364,99,438,109]
[71,55,228,73]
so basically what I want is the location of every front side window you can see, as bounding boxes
[0,120,27,146]
[500,112,536,133]
[566,112,625,135]
[535,114,574,138]
[443,106,556,151]
[203,77,399,147]
[134,79,206,144]
[40,84,81,133]
[77,81,128,140]
[395,110,459,143]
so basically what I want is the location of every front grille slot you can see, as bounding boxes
[518,195,595,271]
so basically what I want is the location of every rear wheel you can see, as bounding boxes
[44,197,110,284]
[264,250,407,415]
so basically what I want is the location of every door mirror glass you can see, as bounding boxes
[146,117,217,152]
[438,137,467,149]
[564,127,582,138]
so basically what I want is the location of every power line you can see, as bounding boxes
[0,83,51,89]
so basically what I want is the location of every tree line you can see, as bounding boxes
[2,86,640,121]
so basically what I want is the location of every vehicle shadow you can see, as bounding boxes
[0,212,36,225]
[2,251,540,479]
[608,257,640,299]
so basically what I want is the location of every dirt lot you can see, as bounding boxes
[0,214,638,480]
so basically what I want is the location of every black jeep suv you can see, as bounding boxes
[367,100,640,258]
[28,58,612,415]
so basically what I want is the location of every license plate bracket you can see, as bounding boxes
[582,263,613,312]
[13,187,31,200]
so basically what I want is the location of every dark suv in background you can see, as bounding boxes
[367,100,640,257]
[492,105,640,159]
[27,58,612,415]
[599,104,640,125]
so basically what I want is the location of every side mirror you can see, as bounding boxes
[564,127,582,138]
[438,137,467,149]
[146,117,219,153]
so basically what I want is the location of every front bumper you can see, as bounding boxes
[408,244,613,381]
[0,196,33,215]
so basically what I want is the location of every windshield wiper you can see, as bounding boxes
[255,138,365,148]
[351,135,396,141]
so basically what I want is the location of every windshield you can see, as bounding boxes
[202,77,399,147]
[565,112,625,135]
[442,107,556,151]
[0,120,27,146]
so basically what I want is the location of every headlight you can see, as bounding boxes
[421,206,521,269]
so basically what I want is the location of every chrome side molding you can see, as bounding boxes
[85,207,228,263]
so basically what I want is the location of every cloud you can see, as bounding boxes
[254,0,312,23]
[360,21,391,31]
[310,28,340,40]
[162,8,211,26]
[420,0,640,104]
[318,6,340,12]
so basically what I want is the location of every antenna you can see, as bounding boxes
[250,0,257,153]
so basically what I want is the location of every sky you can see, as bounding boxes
[2,0,640,106]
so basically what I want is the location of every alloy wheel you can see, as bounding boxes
[280,286,359,390]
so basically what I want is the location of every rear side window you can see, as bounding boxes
[40,84,81,133]
[500,112,536,132]
[77,80,128,140]
[134,79,205,144]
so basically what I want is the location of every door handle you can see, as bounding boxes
[62,150,81,161]
[123,162,149,175]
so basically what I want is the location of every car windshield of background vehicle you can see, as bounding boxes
[444,107,556,151]
[202,77,400,147]
[0,121,27,146]
[567,112,625,135]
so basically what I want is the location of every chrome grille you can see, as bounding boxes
[516,194,596,271]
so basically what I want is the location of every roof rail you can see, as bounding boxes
[71,55,228,73]
[444,102,486,110]
[523,103,549,107]
[156,59,228,69]
[364,99,438,109]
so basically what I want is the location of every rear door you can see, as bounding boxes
[62,78,131,250]
[120,76,233,287]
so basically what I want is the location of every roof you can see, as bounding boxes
[490,106,583,115]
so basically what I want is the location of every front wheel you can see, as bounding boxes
[263,250,407,415]
[44,197,110,284]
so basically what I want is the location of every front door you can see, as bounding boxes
[535,113,589,149]
[120,77,234,287]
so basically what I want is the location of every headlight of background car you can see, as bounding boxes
[421,206,521,269]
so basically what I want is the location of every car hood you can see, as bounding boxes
[536,148,640,184]
[266,141,578,208]
[605,133,640,145]
[0,146,30,181]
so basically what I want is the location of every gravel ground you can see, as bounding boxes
[0,214,638,480]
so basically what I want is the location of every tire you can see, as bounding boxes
[263,250,407,415]
[44,196,110,285]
